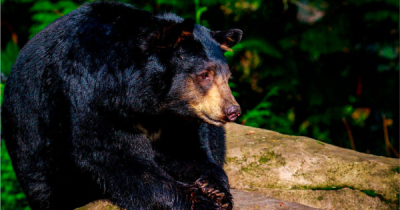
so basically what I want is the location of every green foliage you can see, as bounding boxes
[194,0,208,24]
[226,39,282,59]
[227,0,398,154]
[347,0,399,6]
[156,0,180,5]
[1,41,20,76]
[1,141,30,210]
[364,11,399,22]
[0,83,4,111]
[299,23,350,60]
[2,0,34,3]
[240,87,294,134]
[29,1,80,38]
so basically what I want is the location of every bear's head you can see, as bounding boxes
[154,18,242,126]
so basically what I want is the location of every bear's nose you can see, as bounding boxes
[226,105,241,122]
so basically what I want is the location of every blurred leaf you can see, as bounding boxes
[2,0,34,3]
[348,96,356,103]
[309,91,323,106]
[196,6,208,24]
[347,0,399,7]
[241,87,279,127]
[1,41,20,77]
[312,126,330,142]
[351,108,371,126]
[299,22,350,59]
[378,45,398,59]
[364,11,399,22]
[0,83,4,107]
[30,1,55,11]
[1,141,30,210]
[343,105,354,115]
[292,0,325,24]
[227,39,282,58]
[288,108,295,123]
[29,1,79,38]
[156,0,179,6]
[279,38,297,50]
[219,0,261,19]
[299,121,310,134]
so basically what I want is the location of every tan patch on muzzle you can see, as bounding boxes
[190,84,225,123]
[189,76,237,126]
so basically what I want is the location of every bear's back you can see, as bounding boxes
[1,1,180,160]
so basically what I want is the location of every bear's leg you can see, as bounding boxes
[9,153,102,210]
[159,158,233,210]
[7,152,75,210]
[17,168,56,210]
[155,123,233,210]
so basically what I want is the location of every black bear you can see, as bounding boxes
[2,1,242,210]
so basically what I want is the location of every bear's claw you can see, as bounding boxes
[185,186,221,210]
[194,178,233,210]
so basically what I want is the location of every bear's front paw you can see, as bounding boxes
[185,186,221,210]
[194,178,233,210]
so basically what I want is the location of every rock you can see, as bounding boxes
[230,189,319,210]
[224,123,400,210]
[76,190,318,210]
[76,200,117,210]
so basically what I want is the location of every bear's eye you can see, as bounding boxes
[199,72,210,80]
[197,70,213,86]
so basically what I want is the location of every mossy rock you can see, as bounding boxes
[77,190,318,210]
[224,123,400,210]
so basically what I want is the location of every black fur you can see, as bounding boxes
[2,2,242,210]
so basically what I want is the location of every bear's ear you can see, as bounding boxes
[211,29,243,52]
[157,18,195,49]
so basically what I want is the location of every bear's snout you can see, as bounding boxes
[225,105,241,121]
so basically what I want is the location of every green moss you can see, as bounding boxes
[257,151,286,166]
[241,162,259,173]
[361,190,377,197]
[249,162,258,168]
[249,182,255,189]
[308,186,397,204]
[241,166,250,173]
[259,156,269,164]
[238,150,287,173]
[359,190,395,204]
[311,186,345,191]
[390,166,400,173]
[317,196,323,201]
[225,157,237,163]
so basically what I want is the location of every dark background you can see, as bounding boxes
[1,0,398,209]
